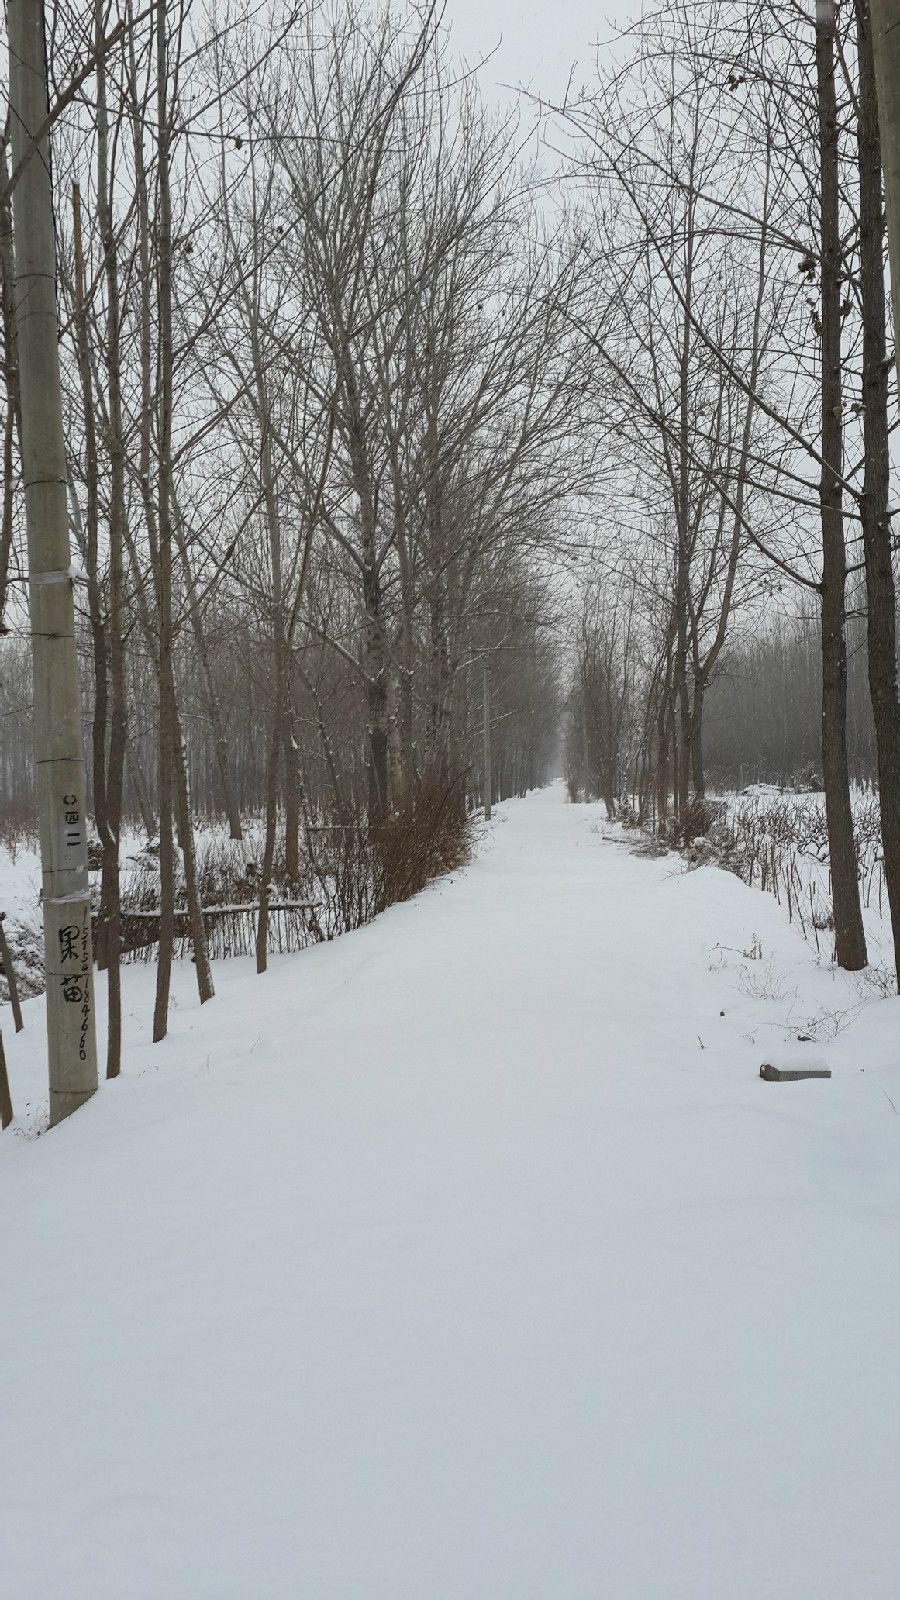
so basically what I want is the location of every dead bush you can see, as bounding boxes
[371,772,471,913]
[301,771,471,937]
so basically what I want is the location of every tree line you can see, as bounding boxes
[558,0,900,989]
[1,0,576,1104]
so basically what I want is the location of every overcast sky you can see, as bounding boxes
[441,0,642,105]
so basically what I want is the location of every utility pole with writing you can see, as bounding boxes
[9,0,98,1123]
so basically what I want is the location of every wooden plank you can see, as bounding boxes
[760,1063,832,1082]
[119,902,315,919]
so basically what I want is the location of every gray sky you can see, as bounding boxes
[441,0,642,105]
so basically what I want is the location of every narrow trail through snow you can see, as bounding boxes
[2,785,899,1598]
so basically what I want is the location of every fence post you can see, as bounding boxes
[0,1031,12,1128]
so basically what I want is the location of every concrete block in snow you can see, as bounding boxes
[760,1055,831,1082]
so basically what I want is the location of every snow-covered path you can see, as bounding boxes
[2,786,900,1599]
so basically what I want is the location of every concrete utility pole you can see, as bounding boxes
[482,665,492,821]
[869,0,900,373]
[9,0,98,1123]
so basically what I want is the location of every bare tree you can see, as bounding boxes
[869,0,900,370]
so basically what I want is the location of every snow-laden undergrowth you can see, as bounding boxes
[706,785,894,985]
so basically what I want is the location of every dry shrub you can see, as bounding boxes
[371,772,471,913]
[309,822,377,934]
[302,771,471,937]
[677,795,727,847]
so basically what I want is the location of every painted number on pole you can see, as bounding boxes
[58,791,84,865]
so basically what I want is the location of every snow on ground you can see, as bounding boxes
[0,835,40,931]
[2,784,899,1599]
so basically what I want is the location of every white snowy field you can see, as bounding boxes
[2,784,900,1599]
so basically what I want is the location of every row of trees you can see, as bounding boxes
[565,591,880,800]
[561,0,900,988]
[0,1,574,1110]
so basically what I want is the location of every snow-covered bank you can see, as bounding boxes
[714,784,893,975]
[2,785,899,1598]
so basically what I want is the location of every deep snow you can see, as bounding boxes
[2,786,899,1599]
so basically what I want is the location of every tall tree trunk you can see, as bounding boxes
[395,536,418,799]
[855,0,900,986]
[283,693,301,882]
[580,674,591,802]
[816,1,868,970]
[173,704,213,1001]
[425,581,449,779]
[126,730,155,838]
[869,0,900,377]
[690,677,705,803]
[298,660,346,820]
[152,692,177,1043]
[255,712,281,975]
[673,215,695,828]
[0,127,20,632]
[0,398,13,631]
[9,0,98,1121]
[670,692,681,830]
[144,1,213,1038]
[95,12,128,1077]
[71,182,109,967]
[655,659,673,830]
[173,508,242,840]
[0,1030,12,1130]
[215,725,244,843]
[483,665,492,820]
[253,344,285,972]
[673,577,691,828]
[362,542,389,819]
[152,0,178,1041]
[198,640,240,841]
